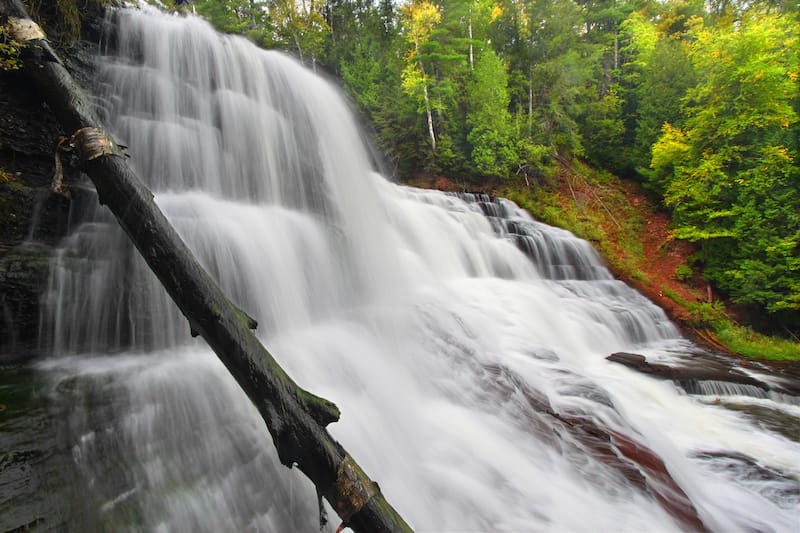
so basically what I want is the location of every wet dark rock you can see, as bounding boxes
[0,184,72,247]
[0,34,99,363]
[712,402,800,443]
[607,352,646,367]
[0,366,75,532]
[478,361,707,531]
[0,76,61,184]
[606,428,708,532]
[557,412,708,532]
[693,450,800,506]
[1,247,52,361]
[607,351,771,392]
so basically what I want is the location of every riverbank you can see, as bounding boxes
[403,163,800,363]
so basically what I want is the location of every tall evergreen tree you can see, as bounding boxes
[466,47,518,177]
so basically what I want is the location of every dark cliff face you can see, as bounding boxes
[0,30,101,361]
[0,2,131,362]
[0,68,70,361]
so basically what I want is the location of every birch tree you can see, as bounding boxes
[400,0,441,154]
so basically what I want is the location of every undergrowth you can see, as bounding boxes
[505,162,651,286]
[685,301,800,360]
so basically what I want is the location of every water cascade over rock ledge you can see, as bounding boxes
[1,4,799,532]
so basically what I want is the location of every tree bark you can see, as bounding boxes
[415,47,436,154]
[528,66,533,136]
[467,6,473,71]
[0,2,412,531]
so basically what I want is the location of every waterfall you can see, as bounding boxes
[32,6,799,532]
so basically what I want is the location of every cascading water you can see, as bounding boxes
[25,5,799,532]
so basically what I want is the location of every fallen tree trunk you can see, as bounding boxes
[0,2,411,531]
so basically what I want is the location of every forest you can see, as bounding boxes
[176,0,799,339]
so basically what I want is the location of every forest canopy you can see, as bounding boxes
[154,0,800,331]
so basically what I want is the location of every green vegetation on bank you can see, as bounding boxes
[504,160,800,361]
[715,322,800,361]
[649,12,799,332]
[0,22,22,70]
[504,166,651,286]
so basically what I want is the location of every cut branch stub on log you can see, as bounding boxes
[0,1,412,531]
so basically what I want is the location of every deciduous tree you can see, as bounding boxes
[651,11,799,328]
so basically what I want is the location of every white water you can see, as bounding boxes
[38,6,799,532]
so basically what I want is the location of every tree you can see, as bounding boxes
[466,47,518,177]
[400,0,441,155]
[634,37,694,181]
[519,0,597,157]
[268,0,330,66]
[651,11,800,329]
[194,0,268,36]
[579,85,626,171]
[618,8,697,184]
[322,0,388,73]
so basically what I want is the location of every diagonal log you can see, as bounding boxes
[0,2,411,531]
